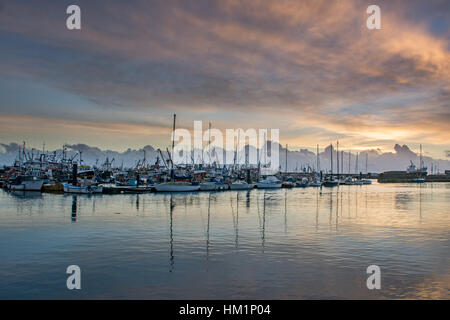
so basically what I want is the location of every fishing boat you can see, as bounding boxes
[257,176,282,189]
[309,175,322,187]
[63,183,103,194]
[362,179,372,185]
[282,181,295,188]
[412,178,425,183]
[310,181,322,187]
[323,180,339,187]
[155,181,200,192]
[229,180,254,190]
[42,182,64,192]
[8,176,44,191]
[295,178,309,188]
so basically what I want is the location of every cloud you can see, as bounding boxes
[0,0,449,156]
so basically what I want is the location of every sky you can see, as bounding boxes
[0,0,449,159]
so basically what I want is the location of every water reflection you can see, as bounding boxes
[230,192,239,249]
[0,183,449,299]
[206,192,211,259]
[169,194,174,272]
[71,195,77,222]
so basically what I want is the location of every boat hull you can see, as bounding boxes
[9,180,43,191]
[64,184,91,194]
[310,182,322,187]
[229,183,254,190]
[155,184,200,192]
[323,181,339,187]
[42,183,64,193]
[200,183,218,191]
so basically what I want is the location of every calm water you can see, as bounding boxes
[0,182,449,299]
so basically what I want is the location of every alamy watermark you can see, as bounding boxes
[66,5,381,31]
[66,265,81,290]
[366,265,381,290]
[171,121,280,171]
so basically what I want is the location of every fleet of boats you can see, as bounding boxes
[6,117,441,194]
[0,147,378,194]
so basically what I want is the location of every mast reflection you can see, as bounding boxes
[71,195,77,222]
[169,194,174,272]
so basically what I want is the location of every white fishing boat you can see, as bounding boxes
[155,182,200,192]
[257,176,282,189]
[229,180,254,190]
[9,176,44,191]
[63,183,91,194]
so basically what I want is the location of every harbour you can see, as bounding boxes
[2,136,448,196]
[1,0,450,303]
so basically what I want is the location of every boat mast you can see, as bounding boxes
[264,132,267,166]
[285,144,288,173]
[348,151,351,175]
[316,144,319,173]
[365,152,368,174]
[208,122,212,166]
[330,143,333,176]
[336,141,339,179]
[171,114,176,180]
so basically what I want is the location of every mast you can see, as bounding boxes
[264,132,267,166]
[316,144,319,173]
[348,151,351,175]
[285,144,288,173]
[330,143,333,176]
[365,152,368,174]
[336,141,339,179]
[171,114,176,180]
[355,152,359,175]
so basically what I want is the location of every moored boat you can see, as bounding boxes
[8,176,44,191]
[63,183,103,194]
[257,176,282,189]
[295,178,309,188]
[155,182,200,192]
[229,180,254,190]
[323,179,339,187]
